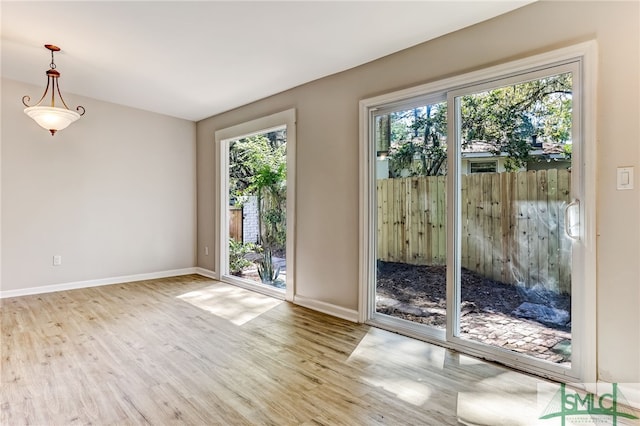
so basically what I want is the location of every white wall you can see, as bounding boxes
[1,78,196,293]
[197,1,639,384]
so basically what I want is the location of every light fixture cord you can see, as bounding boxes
[50,49,56,70]
[50,50,56,107]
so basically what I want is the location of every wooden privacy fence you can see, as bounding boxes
[376,169,572,294]
[229,207,243,242]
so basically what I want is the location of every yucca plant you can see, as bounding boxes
[257,247,280,284]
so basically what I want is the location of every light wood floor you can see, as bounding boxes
[0,275,623,425]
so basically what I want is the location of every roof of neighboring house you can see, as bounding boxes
[461,141,499,153]
[461,140,569,158]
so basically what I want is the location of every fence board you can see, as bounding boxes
[409,178,419,262]
[436,176,446,265]
[461,175,469,269]
[499,172,514,283]
[376,169,572,293]
[229,207,243,242]
[400,178,408,261]
[481,173,492,278]
[387,179,396,261]
[468,173,479,272]
[384,179,391,261]
[514,171,530,285]
[428,176,439,264]
[537,171,550,288]
[491,173,502,282]
[558,169,572,294]
[547,169,560,291]
[526,171,539,286]
[418,177,428,265]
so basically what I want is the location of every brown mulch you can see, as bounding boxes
[376,261,529,321]
[375,261,572,364]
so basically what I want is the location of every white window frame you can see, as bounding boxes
[215,109,296,302]
[359,42,597,383]
[468,160,498,174]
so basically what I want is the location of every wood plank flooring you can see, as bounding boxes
[0,275,631,425]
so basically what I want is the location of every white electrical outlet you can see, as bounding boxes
[205,246,209,256]
[53,255,62,266]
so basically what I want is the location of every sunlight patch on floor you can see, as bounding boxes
[348,327,446,370]
[456,390,540,426]
[178,282,282,325]
[455,367,544,425]
[347,328,444,406]
[364,376,433,406]
[347,327,550,415]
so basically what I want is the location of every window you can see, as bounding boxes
[469,161,497,174]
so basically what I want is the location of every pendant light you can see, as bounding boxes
[22,44,85,136]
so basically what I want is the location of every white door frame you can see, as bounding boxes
[215,109,296,302]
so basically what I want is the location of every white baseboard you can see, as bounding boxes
[194,271,359,323]
[196,275,359,323]
[194,267,219,280]
[293,295,359,323]
[0,268,198,299]
[1,268,362,326]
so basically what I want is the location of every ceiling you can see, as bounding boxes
[1,1,533,122]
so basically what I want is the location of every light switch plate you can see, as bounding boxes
[617,167,634,190]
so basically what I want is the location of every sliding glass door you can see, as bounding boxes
[361,44,595,382]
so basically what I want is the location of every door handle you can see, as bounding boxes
[564,199,580,240]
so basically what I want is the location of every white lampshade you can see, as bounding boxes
[24,106,81,135]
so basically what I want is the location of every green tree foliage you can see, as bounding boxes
[384,72,572,176]
[250,162,286,251]
[229,132,285,200]
[387,102,448,177]
[229,131,287,253]
[460,73,572,171]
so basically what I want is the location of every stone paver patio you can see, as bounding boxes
[377,296,571,365]
[460,310,571,365]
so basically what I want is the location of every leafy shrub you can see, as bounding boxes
[229,239,255,276]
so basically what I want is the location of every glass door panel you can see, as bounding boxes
[453,72,574,367]
[374,100,448,333]
[227,129,287,292]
